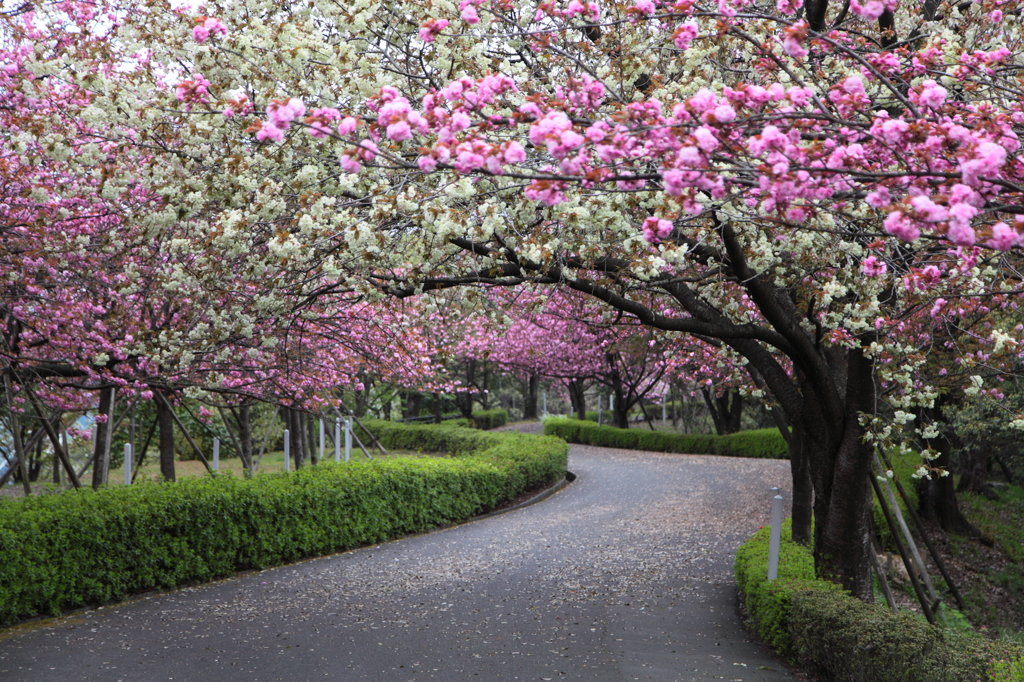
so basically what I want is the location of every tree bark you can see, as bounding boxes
[568,379,587,420]
[455,359,476,419]
[53,422,64,484]
[523,374,539,419]
[481,364,491,410]
[156,389,176,481]
[402,392,422,420]
[612,389,629,429]
[305,411,317,464]
[789,423,813,545]
[957,447,997,499]
[702,388,744,435]
[91,387,116,489]
[431,393,442,424]
[236,404,254,475]
[918,435,978,533]
[288,409,305,469]
[355,374,369,418]
[809,348,876,601]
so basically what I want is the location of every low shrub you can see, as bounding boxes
[992,656,1024,682]
[544,418,788,459]
[411,409,507,431]
[470,408,509,430]
[735,523,1024,682]
[0,421,567,626]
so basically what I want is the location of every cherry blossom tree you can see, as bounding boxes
[467,289,670,426]
[9,0,1024,599]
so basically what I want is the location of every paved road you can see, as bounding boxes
[0,444,797,682]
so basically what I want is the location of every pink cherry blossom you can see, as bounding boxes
[193,17,227,44]
[672,21,698,50]
[861,255,887,277]
[419,18,449,42]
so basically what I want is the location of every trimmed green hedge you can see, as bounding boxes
[470,408,509,430]
[735,522,1024,681]
[544,418,788,459]
[437,409,508,431]
[0,421,567,626]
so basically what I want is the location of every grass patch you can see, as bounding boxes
[960,485,1024,564]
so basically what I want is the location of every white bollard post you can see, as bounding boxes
[662,401,667,422]
[767,494,783,581]
[124,443,132,485]
[334,419,341,463]
[344,418,352,463]
[609,394,614,412]
[283,429,290,472]
[319,418,325,462]
[213,437,220,471]
[597,396,603,426]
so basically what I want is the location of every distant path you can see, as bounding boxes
[0,437,798,682]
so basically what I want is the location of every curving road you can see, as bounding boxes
[0,444,798,682]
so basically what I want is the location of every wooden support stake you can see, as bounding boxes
[874,452,938,605]
[332,405,382,458]
[870,469,935,624]
[878,448,967,611]
[217,405,252,476]
[3,419,50,483]
[870,536,898,613]
[132,418,158,482]
[20,384,80,488]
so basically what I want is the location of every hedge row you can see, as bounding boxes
[735,522,1024,681]
[470,408,509,430]
[544,418,789,459]
[434,409,509,431]
[0,421,567,626]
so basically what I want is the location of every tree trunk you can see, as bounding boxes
[5,381,31,495]
[454,388,474,420]
[156,389,176,482]
[568,379,587,421]
[523,374,539,419]
[702,388,743,435]
[807,348,876,601]
[355,374,369,418]
[288,409,305,469]
[455,359,476,419]
[92,387,116,489]
[308,412,319,465]
[957,447,997,499]
[53,422,64,484]
[432,392,443,424]
[788,423,813,545]
[612,390,629,429]
[918,432,978,534]
[237,404,254,474]
[726,391,743,433]
[749,366,811,544]
[402,392,422,420]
